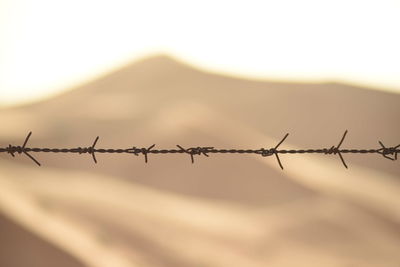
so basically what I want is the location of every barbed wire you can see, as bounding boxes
[0,131,398,170]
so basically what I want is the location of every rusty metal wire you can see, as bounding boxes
[0,131,398,170]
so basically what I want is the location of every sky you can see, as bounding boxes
[0,0,399,106]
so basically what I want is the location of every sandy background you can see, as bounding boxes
[0,55,399,267]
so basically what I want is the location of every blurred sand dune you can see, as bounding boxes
[1,157,400,267]
[1,55,399,266]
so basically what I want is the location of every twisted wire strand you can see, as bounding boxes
[0,131,398,170]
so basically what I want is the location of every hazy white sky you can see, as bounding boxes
[0,0,399,106]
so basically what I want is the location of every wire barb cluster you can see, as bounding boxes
[0,131,399,170]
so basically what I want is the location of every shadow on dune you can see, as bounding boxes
[0,213,84,267]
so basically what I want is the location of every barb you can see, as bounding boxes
[258,133,289,170]
[176,145,214,164]
[3,132,41,166]
[141,144,155,163]
[1,131,399,170]
[377,141,399,161]
[324,130,348,168]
